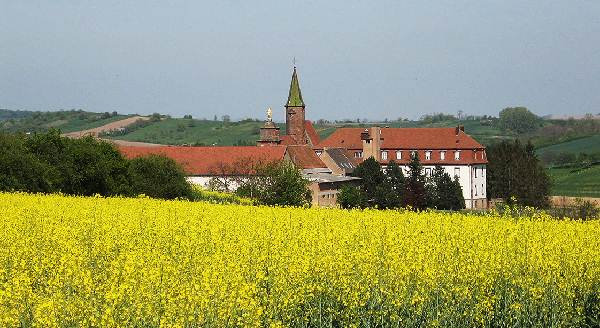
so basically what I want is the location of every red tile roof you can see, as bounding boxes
[280,135,295,145]
[285,145,327,169]
[317,127,485,150]
[304,120,320,145]
[119,145,286,176]
[279,121,320,146]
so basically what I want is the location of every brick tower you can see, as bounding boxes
[285,66,306,145]
[257,107,281,146]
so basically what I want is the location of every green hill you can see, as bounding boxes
[107,118,270,146]
[0,109,131,133]
[537,135,600,155]
[548,165,600,198]
[106,118,339,146]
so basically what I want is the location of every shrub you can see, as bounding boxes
[127,154,193,200]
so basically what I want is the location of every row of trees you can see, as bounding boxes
[0,130,192,199]
[339,156,465,211]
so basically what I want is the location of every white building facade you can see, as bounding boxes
[316,126,489,209]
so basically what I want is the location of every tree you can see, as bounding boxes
[403,153,428,210]
[337,185,366,209]
[24,130,130,196]
[487,140,551,208]
[353,157,397,208]
[127,154,193,200]
[385,160,405,207]
[498,107,540,134]
[0,133,54,192]
[427,166,465,210]
[236,161,310,206]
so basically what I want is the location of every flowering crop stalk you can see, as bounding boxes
[0,192,598,327]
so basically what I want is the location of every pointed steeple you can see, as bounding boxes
[286,67,305,107]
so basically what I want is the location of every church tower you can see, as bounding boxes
[285,66,306,145]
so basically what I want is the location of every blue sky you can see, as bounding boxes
[1,1,599,121]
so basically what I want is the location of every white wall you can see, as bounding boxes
[387,164,487,209]
[186,176,212,188]
[186,176,242,191]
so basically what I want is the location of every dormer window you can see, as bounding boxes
[381,151,388,160]
[315,151,322,156]
[410,150,417,159]
[454,151,460,160]
[425,151,431,160]
[396,150,402,160]
[440,151,446,160]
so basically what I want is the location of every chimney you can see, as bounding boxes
[362,127,381,161]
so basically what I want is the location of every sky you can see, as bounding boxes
[1,1,599,121]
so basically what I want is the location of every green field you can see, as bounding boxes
[0,110,130,133]
[537,135,600,156]
[108,118,340,145]
[548,165,600,198]
[108,119,277,146]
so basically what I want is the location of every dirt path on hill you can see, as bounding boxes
[62,116,150,138]
[105,139,163,147]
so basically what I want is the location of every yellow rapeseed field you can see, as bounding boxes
[0,192,599,327]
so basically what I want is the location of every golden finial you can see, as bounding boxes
[266,107,272,122]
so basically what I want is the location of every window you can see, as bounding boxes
[381,151,388,160]
[454,167,460,178]
[411,150,417,159]
[482,168,484,177]
[475,185,478,196]
[440,151,446,160]
[481,184,484,195]
[354,151,363,158]
[425,151,431,160]
[474,167,478,178]
[454,151,460,160]
[315,151,322,156]
[396,151,402,160]
[425,168,431,177]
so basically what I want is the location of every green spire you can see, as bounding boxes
[286,67,305,107]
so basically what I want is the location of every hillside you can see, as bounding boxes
[537,135,600,156]
[0,109,131,133]
[105,117,513,147]
[548,165,600,198]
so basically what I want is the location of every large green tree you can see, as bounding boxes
[236,161,311,207]
[385,160,405,207]
[353,157,397,208]
[128,154,193,200]
[337,185,366,209]
[24,130,131,196]
[403,153,428,210]
[487,140,551,208]
[0,133,54,192]
[1,130,193,200]
[498,107,540,134]
[427,166,465,210]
